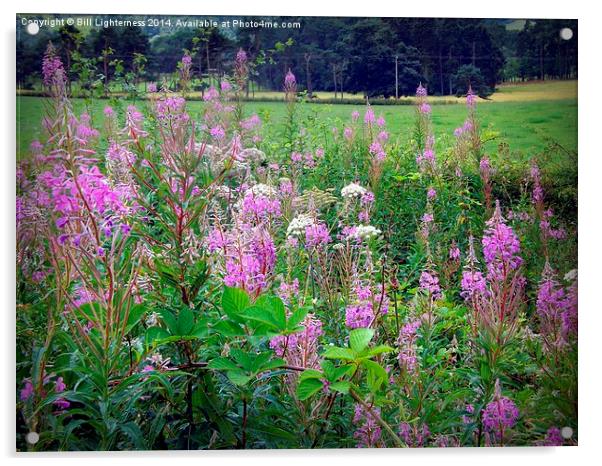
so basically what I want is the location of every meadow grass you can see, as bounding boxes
[491,80,577,102]
[17,94,577,160]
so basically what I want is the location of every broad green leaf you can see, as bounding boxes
[212,319,245,337]
[362,359,388,393]
[124,304,145,334]
[298,369,323,381]
[208,357,240,371]
[333,365,355,380]
[248,351,272,372]
[365,345,394,357]
[227,371,252,386]
[242,305,281,330]
[258,357,287,372]
[286,306,310,330]
[230,349,253,371]
[320,360,336,380]
[322,346,356,360]
[270,296,287,329]
[177,307,194,335]
[349,328,375,353]
[191,320,209,338]
[297,377,324,400]
[158,309,178,335]
[221,287,250,321]
[329,381,350,394]
[145,326,170,346]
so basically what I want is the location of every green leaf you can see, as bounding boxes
[208,357,239,371]
[242,305,281,330]
[322,346,356,360]
[298,369,323,381]
[124,304,145,335]
[287,306,310,330]
[349,328,375,353]
[227,371,252,386]
[230,349,253,371]
[191,320,209,338]
[221,287,250,322]
[480,360,492,382]
[177,307,195,335]
[362,359,388,393]
[297,377,324,400]
[329,381,350,394]
[320,360,336,380]
[333,365,355,380]
[269,296,287,329]
[365,345,394,357]
[119,421,145,449]
[158,309,178,335]
[257,357,286,372]
[145,326,170,346]
[212,320,245,337]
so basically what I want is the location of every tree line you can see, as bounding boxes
[17,16,577,98]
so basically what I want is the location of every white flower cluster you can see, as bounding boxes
[353,225,382,240]
[214,185,232,197]
[287,214,315,237]
[341,182,367,199]
[248,183,276,197]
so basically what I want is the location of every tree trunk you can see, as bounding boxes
[205,42,210,74]
[438,49,444,96]
[540,44,545,81]
[304,53,313,98]
[332,63,337,99]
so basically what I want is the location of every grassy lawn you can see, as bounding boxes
[491,80,577,102]
[17,90,577,160]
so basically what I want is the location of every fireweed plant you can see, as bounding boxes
[16,44,577,451]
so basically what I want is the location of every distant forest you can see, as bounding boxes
[17,16,578,97]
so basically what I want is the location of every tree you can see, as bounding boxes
[452,65,492,97]
[344,19,422,98]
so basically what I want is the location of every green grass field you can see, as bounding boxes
[16,83,577,160]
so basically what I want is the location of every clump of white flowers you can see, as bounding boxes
[353,225,382,240]
[341,182,367,199]
[214,185,232,198]
[248,183,276,197]
[287,214,315,237]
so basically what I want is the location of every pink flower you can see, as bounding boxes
[210,125,226,140]
[466,87,477,108]
[353,404,382,448]
[419,271,441,299]
[220,80,232,92]
[482,391,519,441]
[364,107,375,125]
[305,223,331,248]
[20,380,34,401]
[398,321,420,374]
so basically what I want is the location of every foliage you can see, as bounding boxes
[16,44,577,451]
